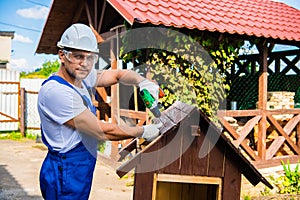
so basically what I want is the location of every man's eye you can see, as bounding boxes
[87,55,94,61]
[73,54,84,59]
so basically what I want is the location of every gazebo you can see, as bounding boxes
[36,0,300,167]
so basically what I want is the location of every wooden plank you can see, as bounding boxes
[134,135,161,200]
[283,114,300,134]
[116,134,164,177]
[267,113,300,155]
[265,114,300,159]
[267,109,300,115]
[84,1,93,25]
[158,129,182,174]
[152,173,158,200]
[0,81,19,84]
[94,0,97,28]
[192,122,210,176]
[297,123,300,147]
[266,136,285,159]
[19,88,25,136]
[178,124,196,175]
[207,137,226,177]
[156,174,222,185]
[222,153,241,200]
[0,112,18,121]
[133,171,154,200]
[232,115,261,147]
[118,138,137,161]
[119,109,147,120]
[218,114,259,160]
[253,155,300,169]
[98,0,107,32]
[217,110,261,117]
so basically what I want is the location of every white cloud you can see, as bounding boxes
[10,58,36,72]
[16,6,49,20]
[13,33,33,43]
[10,57,52,72]
[10,58,28,70]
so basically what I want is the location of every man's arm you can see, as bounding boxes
[95,69,145,87]
[65,109,144,141]
[95,69,159,102]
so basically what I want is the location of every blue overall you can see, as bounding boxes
[39,75,97,200]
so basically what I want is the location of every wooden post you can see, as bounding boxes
[257,41,268,110]
[297,123,300,148]
[20,88,25,137]
[256,41,268,160]
[110,33,119,124]
[110,25,124,160]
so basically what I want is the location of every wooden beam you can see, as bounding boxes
[266,113,300,158]
[118,138,137,161]
[253,155,300,169]
[297,123,300,147]
[217,110,261,117]
[156,174,222,185]
[98,0,107,32]
[257,112,267,159]
[0,112,18,121]
[20,88,25,136]
[283,114,300,134]
[257,43,268,110]
[232,115,261,147]
[217,113,260,160]
[119,109,147,120]
[94,0,97,28]
[267,109,300,115]
[72,1,85,23]
[110,36,119,124]
[85,1,93,25]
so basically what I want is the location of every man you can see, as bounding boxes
[38,23,162,200]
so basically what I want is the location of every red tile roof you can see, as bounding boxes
[107,0,300,41]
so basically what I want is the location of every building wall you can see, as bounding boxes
[0,32,14,69]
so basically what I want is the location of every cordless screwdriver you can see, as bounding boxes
[139,89,162,118]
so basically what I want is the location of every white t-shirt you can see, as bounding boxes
[38,69,97,153]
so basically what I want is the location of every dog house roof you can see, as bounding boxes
[117,101,273,189]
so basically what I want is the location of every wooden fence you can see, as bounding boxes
[0,70,20,131]
[0,69,44,135]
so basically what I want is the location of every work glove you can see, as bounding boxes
[141,122,163,142]
[138,79,159,101]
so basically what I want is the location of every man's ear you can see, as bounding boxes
[58,50,65,64]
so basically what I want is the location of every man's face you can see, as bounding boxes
[60,49,98,80]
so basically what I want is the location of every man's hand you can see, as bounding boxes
[138,79,159,101]
[141,122,163,142]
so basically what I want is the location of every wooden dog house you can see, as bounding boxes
[117,101,272,200]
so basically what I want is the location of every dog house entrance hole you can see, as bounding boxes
[152,174,222,200]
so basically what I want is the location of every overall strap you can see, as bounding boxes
[41,75,97,152]
[42,75,96,115]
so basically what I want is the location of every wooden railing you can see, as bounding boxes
[229,49,300,78]
[218,109,300,168]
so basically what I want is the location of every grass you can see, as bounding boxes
[0,131,38,141]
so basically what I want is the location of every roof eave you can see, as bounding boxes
[107,0,135,25]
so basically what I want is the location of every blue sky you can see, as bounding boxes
[0,0,299,73]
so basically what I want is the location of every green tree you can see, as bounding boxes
[20,60,60,78]
[120,24,244,118]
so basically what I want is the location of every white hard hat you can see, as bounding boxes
[57,23,99,53]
